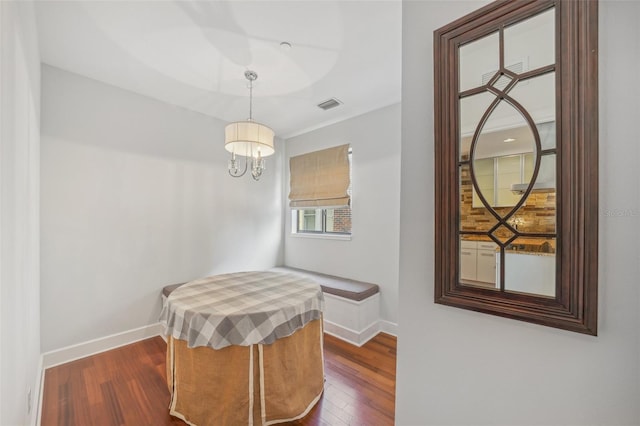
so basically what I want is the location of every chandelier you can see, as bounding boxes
[225,70,275,180]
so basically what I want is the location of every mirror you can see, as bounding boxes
[435,0,598,334]
[458,10,556,297]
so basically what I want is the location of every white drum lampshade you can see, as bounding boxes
[224,120,275,158]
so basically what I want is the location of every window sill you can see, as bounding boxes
[290,232,352,241]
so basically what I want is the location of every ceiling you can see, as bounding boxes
[35,1,402,139]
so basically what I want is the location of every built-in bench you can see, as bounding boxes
[161,267,381,346]
[162,282,185,299]
[271,266,378,300]
[274,267,381,346]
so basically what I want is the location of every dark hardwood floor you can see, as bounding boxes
[40,333,396,426]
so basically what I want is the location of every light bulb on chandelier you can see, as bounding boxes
[224,70,275,180]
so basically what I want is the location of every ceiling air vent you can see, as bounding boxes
[317,98,342,111]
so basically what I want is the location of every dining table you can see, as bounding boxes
[159,270,325,426]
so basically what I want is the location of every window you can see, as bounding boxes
[295,206,352,234]
[290,146,352,236]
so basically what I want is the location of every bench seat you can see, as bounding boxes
[272,267,381,346]
[162,282,186,298]
[270,266,379,301]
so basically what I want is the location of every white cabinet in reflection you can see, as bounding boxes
[460,240,497,285]
[476,246,498,283]
[496,155,522,206]
[460,250,477,282]
[504,252,555,297]
[471,152,537,208]
[471,158,494,207]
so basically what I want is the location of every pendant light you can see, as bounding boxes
[225,70,275,180]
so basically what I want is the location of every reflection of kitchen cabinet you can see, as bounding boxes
[496,156,522,206]
[504,252,555,297]
[472,153,534,208]
[477,242,498,283]
[460,242,477,281]
[460,240,497,284]
[472,158,494,207]
[523,153,534,182]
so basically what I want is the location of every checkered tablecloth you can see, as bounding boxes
[159,271,324,350]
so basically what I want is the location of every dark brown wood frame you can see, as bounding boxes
[434,0,598,335]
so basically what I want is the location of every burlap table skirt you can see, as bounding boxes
[166,319,324,426]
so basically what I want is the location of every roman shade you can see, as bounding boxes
[288,144,350,208]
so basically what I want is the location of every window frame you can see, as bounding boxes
[293,207,352,236]
[291,148,353,237]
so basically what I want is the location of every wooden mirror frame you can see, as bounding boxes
[434,0,598,335]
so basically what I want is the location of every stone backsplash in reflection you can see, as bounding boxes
[460,166,556,234]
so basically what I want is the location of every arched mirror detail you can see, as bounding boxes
[434,0,598,334]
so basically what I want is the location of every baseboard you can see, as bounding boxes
[32,355,44,426]
[378,320,398,337]
[41,323,164,370]
[323,318,380,347]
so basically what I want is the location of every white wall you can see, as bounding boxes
[284,104,401,327]
[397,1,640,425]
[0,1,41,425]
[41,66,284,352]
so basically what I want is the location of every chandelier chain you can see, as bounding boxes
[249,78,253,120]
[244,69,257,121]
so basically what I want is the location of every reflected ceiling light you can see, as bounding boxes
[225,70,275,181]
[503,137,516,143]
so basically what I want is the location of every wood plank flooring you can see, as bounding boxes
[40,333,396,426]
